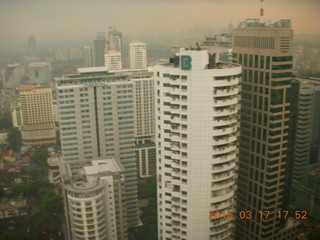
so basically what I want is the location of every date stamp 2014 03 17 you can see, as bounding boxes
[209,210,308,220]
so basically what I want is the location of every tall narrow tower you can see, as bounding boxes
[233,18,299,239]
[93,33,106,67]
[155,49,241,239]
[28,35,36,57]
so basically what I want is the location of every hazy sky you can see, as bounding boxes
[0,0,319,52]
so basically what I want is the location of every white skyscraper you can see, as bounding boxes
[104,50,122,70]
[129,41,147,69]
[56,67,139,227]
[155,49,241,239]
[61,158,127,240]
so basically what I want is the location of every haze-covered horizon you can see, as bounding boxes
[1,0,320,55]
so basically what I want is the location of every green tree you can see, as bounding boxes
[0,230,29,240]
[31,146,49,166]
[6,128,21,151]
[0,184,5,198]
[27,167,48,180]
[138,177,156,199]
[309,228,320,240]
[0,114,12,131]
[9,183,29,197]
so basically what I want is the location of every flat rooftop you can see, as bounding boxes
[77,67,108,74]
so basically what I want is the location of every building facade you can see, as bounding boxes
[155,49,241,239]
[107,27,122,53]
[129,41,147,69]
[104,50,122,70]
[55,67,156,227]
[18,84,56,145]
[84,45,94,67]
[29,62,52,84]
[11,103,22,130]
[61,158,127,240]
[93,34,106,67]
[291,78,320,201]
[233,19,299,239]
[293,164,320,221]
[132,73,156,178]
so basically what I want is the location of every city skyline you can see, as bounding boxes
[0,1,320,239]
[0,0,319,54]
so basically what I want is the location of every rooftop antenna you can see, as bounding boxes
[260,0,265,27]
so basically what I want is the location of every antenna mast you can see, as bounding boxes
[260,0,265,27]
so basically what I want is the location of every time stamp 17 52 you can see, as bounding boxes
[209,210,308,220]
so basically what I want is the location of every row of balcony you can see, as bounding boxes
[213,134,237,146]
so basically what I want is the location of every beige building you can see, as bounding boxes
[233,19,299,240]
[129,41,147,69]
[18,85,56,145]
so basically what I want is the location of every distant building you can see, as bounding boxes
[84,45,94,67]
[293,164,320,221]
[202,32,232,48]
[18,85,56,145]
[29,62,51,84]
[1,64,26,89]
[104,50,122,70]
[292,77,320,199]
[61,158,128,240]
[93,33,106,67]
[107,26,122,53]
[129,41,147,69]
[68,48,83,60]
[55,49,69,61]
[28,35,36,58]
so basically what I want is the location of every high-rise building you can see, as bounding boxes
[129,41,147,69]
[28,35,36,58]
[104,50,122,70]
[233,19,299,239]
[29,62,52,84]
[61,158,128,240]
[56,67,142,227]
[155,49,241,239]
[293,164,320,221]
[132,73,156,178]
[202,33,232,48]
[93,33,106,67]
[84,45,94,67]
[107,27,122,52]
[17,84,56,145]
[292,77,320,198]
